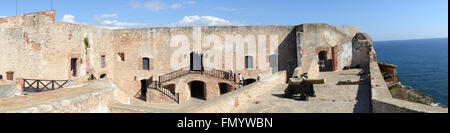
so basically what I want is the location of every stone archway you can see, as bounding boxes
[244,78,257,86]
[219,82,234,95]
[189,81,206,100]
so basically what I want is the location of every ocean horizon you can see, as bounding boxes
[374,38,448,106]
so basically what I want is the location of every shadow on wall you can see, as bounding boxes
[277,30,298,82]
[353,68,372,113]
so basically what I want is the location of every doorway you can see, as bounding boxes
[70,58,78,77]
[219,83,234,95]
[189,81,206,100]
[318,51,328,72]
[190,52,203,71]
[139,80,148,100]
[244,79,257,86]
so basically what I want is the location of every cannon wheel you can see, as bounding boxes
[300,93,309,101]
[284,90,292,98]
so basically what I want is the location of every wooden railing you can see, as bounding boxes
[23,79,70,93]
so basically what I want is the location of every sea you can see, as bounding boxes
[374,38,448,106]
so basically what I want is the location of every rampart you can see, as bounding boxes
[1,11,446,113]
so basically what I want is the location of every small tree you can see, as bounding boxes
[84,37,90,49]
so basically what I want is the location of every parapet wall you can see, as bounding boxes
[0,79,128,113]
[0,80,20,98]
[368,43,448,113]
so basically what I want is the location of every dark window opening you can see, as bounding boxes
[143,57,150,70]
[100,74,107,79]
[245,56,254,69]
[219,83,234,95]
[70,58,78,77]
[118,53,125,61]
[101,55,106,68]
[189,81,206,100]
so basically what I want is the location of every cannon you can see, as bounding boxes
[284,76,326,101]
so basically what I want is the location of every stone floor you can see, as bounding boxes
[234,69,372,113]
[129,97,207,111]
[123,69,372,113]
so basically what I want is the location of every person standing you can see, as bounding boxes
[230,68,234,80]
[319,60,325,72]
[238,73,244,88]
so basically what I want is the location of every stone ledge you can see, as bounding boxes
[0,79,121,113]
[369,59,448,113]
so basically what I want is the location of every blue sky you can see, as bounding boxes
[0,0,447,41]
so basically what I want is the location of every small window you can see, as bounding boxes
[245,56,253,69]
[6,71,14,81]
[101,55,106,68]
[117,53,125,61]
[143,57,150,70]
[100,74,107,79]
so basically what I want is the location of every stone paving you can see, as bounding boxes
[234,69,372,113]
[128,97,207,111]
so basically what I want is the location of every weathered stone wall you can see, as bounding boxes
[180,71,286,113]
[0,79,128,113]
[295,23,360,78]
[111,26,296,96]
[1,11,364,103]
[0,11,115,84]
[0,80,20,98]
[352,33,372,68]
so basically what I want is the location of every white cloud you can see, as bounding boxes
[62,14,75,23]
[101,20,149,28]
[129,0,195,11]
[129,0,166,11]
[171,15,242,26]
[143,1,166,11]
[93,14,150,29]
[94,14,119,20]
[170,3,182,9]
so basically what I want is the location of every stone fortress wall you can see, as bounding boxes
[0,11,446,113]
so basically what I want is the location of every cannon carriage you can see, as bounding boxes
[284,74,325,101]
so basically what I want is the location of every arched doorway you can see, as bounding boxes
[318,51,328,72]
[244,79,257,86]
[219,83,234,95]
[189,81,206,100]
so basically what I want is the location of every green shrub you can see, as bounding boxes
[84,37,90,49]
